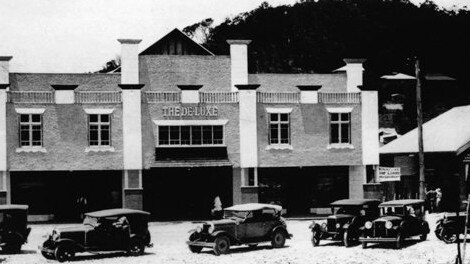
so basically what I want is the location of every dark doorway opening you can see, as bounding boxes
[258,166,349,216]
[143,166,232,221]
[11,171,122,222]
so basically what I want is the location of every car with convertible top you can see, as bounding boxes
[310,199,380,247]
[40,208,152,262]
[187,203,292,255]
[359,199,429,249]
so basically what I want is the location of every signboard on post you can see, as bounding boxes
[378,167,401,182]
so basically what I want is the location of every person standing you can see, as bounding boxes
[435,188,442,212]
[76,194,88,221]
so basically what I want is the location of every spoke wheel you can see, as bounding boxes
[54,246,75,263]
[343,231,353,247]
[128,239,145,256]
[311,231,320,247]
[442,230,458,244]
[271,231,286,248]
[213,236,230,256]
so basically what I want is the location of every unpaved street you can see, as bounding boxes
[0,213,463,264]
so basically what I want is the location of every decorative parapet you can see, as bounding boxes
[75,91,122,104]
[145,91,181,103]
[318,92,361,104]
[7,91,55,104]
[199,92,239,103]
[257,92,300,104]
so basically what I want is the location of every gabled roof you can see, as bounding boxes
[225,203,282,212]
[379,199,425,207]
[140,28,214,56]
[85,208,150,218]
[381,73,416,80]
[380,105,470,154]
[330,199,381,206]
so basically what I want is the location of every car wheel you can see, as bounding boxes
[271,230,286,248]
[189,245,203,253]
[396,233,403,249]
[54,245,75,263]
[311,231,320,247]
[343,231,353,247]
[442,230,458,244]
[41,251,55,260]
[128,238,145,256]
[362,242,367,249]
[213,236,230,256]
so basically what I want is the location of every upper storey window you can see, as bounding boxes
[330,113,351,144]
[19,114,42,147]
[269,113,290,145]
[88,114,111,147]
[158,125,224,146]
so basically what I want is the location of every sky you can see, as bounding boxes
[0,0,468,73]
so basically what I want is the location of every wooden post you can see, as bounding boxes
[415,58,426,200]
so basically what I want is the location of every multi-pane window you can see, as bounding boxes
[158,125,224,146]
[19,114,42,147]
[88,114,111,146]
[269,113,290,145]
[330,113,351,144]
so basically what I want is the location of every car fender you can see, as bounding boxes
[422,221,430,234]
[310,223,321,232]
[271,225,289,238]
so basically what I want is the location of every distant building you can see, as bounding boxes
[0,29,379,221]
[380,105,470,202]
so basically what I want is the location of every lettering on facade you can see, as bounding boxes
[162,106,219,117]
[378,167,401,182]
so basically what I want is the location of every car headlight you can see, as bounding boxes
[365,221,372,229]
[385,221,393,229]
[208,223,215,234]
[336,223,341,229]
[321,223,327,229]
[196,226,202,233]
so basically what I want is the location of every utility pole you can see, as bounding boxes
[415,57,426,200]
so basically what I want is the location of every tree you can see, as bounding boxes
[182,18,214,44]
[96,56,120,73]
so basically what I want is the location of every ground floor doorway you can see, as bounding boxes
[11,171,122,222]
[258,166,349,216]
[143,166,232,220]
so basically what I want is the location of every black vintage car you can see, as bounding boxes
[40,208,152,262]
[187,203,292,255]
[310,199,381,247]
[435,212,468,243]
[0,204,31,253]
[359,199,430,249]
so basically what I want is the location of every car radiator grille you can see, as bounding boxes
[373,222,386,237]
[327,219,336,232]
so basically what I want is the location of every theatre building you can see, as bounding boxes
[0,29,379,221]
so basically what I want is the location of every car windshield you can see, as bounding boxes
[382,206,405,216]
[83,216,99,227]
[333,206,359,215]
[224,210,250,220]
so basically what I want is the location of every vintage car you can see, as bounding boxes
[187,203,292,255]
[359,199,429,249]
[309,199,381,247]
[435,212,468,243]
[0,204,31,253]
[40,208,152,262]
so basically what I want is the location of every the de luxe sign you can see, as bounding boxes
[378,167,401,182]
